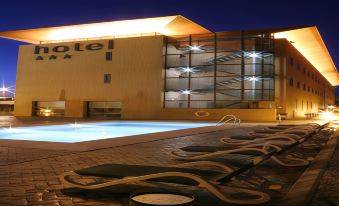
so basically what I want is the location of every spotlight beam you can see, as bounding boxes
[0,80,16,97]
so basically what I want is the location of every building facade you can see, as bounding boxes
[0,16,338,121]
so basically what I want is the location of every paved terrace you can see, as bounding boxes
[0,116,337,205]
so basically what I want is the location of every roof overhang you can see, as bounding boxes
[275,27,339,86]
[0,15,211,44]
[0,17,337,86]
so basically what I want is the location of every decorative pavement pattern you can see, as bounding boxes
[0,126,259,205]
[310,137,339,206]
[0,118,337,206]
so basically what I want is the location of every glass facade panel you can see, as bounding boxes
[216,90,242,100]
[191,52,215,66]
[190,77,214,91]
[165,78,189,91]
[190,92,214,101]
[165,91,189,101]
[190,101,215,108]
[190,65,214,77]
[164,31,274,109]
[217,64,241,76]
[165,100,188,108]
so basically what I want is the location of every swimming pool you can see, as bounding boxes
[0,121,213,143]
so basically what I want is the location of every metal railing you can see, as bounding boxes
[216,115,241,126]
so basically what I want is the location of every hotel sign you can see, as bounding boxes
[34,39,114,60]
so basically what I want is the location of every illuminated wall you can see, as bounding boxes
[13,31,335,121]
[15,36,164,118]
[275,39,335,119]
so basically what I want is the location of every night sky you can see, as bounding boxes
[0,0,338,96]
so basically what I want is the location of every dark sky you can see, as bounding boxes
[0,0,338,96]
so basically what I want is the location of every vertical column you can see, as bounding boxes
[214,33,217,107]
[241,31,245,101]
[188,35,192,108]
[163,36,168,108]
[261,32,265,100]
[271,33,275,101]
[323,87,326,106]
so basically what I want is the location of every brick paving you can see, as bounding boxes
[310,139,339,206]
[0,147,72,166]
[0,118,336,206]
[0,126,257,205]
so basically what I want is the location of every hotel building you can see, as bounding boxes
[0,15,338,121]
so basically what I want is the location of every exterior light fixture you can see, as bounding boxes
[248,76,259,81]
[248,52,260,58]
[320,111,336,121]
[0,81,15,97]
[40,108,52,116]
[244,51,264,59]
[181,90,192,95]
[182,67,193,73]
[327,105,336,109]
[44,109,52,113]
[180,67,197,73]
[189,45,201,51]
[0,87,8,92]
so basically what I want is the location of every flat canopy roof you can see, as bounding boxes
[0,15,210,44]
[0,16,338,86]
[275,26,339,86]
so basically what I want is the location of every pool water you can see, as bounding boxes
[0,121,213,143]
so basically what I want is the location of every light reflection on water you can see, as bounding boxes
[0,121,213,143]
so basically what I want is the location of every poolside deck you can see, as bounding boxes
[0,116,337,205]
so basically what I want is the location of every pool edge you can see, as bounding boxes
[0,125,237,151]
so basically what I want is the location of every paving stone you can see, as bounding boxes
[0,119,335,205]
[310,136,339,206]
[26,193,43,202]
[8,198,28,205]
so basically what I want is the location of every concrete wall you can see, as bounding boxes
[275,39,335,119]
[159,108,277,121]
[15,36,164,119]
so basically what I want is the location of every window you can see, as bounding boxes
[88,101,121,118]
[303,83,306,91]
[307,101,308,110]
[106,52,112,61]
[297,63,300,71]
[33,101,65,117]
[303,67,306,74]
[104,74,111,83]
[289,57,294,66]
[307,71,310,77]
[308,86,310,92]
[302,100,304,111]
[297,81,300,89]
[289,78,294,86]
